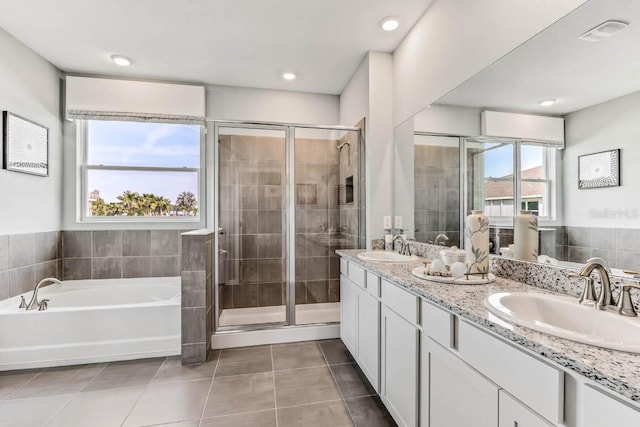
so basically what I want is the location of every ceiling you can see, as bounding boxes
[437,0,640,115]
[0,0,431,95]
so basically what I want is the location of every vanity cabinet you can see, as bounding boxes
[339,262,380,391]
[339,256,640,427]
[582,385,640,426]
[423,336,498,427]
[499,391,554,427]
[380,304,420,427]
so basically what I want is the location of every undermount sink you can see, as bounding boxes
[485,292,640,353]
[357,251,418,263]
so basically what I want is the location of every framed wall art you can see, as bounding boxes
[578,149,620,189]
[2,111,49,176]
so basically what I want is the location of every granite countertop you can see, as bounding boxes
[336,249,640,404]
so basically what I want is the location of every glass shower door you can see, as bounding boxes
[293,127,362,325]
[217,125,288,327]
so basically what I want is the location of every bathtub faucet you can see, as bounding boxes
[22,277,62,311]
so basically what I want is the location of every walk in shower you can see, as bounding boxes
[213,121,365,330]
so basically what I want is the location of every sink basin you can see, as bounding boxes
[485,292,640,353]
[357,251,418,263]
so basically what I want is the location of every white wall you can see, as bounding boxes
[206,84,339,125]
[340,52,394,246]
[367,52,395,243]
[340,55,369,128]
[563,90,640,228]
[0,28,62,235]
[393,0,587,126]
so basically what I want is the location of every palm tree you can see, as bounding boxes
[90,197,109,216]
[141,193,157,216]
[154,196,172,216]
[117,190,142,216]
[176,191,197,215]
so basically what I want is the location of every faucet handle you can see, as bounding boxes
[616,283,640,317]
[38,299,50,311]
[569,274,596,305]
[18,296,27,309]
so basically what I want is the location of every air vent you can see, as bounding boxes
[579,20,628,42]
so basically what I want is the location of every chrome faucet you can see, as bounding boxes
[432,233,449,246]
[569,260,614,310]
[23,277,61,311]
[391,234,411,256]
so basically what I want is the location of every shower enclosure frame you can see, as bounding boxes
[211,120,364,333]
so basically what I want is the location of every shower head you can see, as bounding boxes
[336,141,350,151]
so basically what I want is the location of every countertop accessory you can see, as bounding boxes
[439,246,467,265]
[411,266,495,285]
[465,210,490,274]
[514,210,538,262]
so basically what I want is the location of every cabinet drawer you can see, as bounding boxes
[348,263,366,289]
[499,391,553,427]
[422,300,454,348]
[458,321,563,424]
[381,279,419,325]
[366,271,381,297]
[582,385,640,426]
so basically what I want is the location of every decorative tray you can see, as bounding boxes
[411,266,495,285]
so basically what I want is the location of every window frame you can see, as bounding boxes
[464,137,558,227]
[77,119,205,223]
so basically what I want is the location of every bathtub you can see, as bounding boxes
[0,277,181,371]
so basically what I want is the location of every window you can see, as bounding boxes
[79,120,202,220]
[466,138,557,222]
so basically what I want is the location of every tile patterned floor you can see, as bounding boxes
[0,339,396,427]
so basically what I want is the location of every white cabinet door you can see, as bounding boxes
[340,275,357,354]
[499,391,553,427]
[582,385,640,426]
[381,305,419,427]
[424,337,499,427]
[357,288,380,391]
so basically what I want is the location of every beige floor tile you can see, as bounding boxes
[45,386,144,427]
[277,400,354,427]
[150,356,217,384]
[215,346,272,377]
[318,339,354,365]
[0,394,73,427]
[8,364,106,400]
[122,379,211,426]
[275,366,341,407]
[272,341,326,371]
[201,409,277,427]
[330,363,376,398]
[202,372,274,418]
[0,369,43,400]
[82,358,164,392]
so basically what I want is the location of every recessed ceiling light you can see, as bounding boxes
[110,55,132,66]
[380,16,400,32]
[579,20,628,42]
[282,72,296,81]
[539,99,557,107]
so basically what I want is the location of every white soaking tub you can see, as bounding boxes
[0,277,181,371]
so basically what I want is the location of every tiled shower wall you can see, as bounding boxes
[62,230,184,280]
[414,145,460,245]
[0,231,61,300]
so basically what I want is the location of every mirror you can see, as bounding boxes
[394,0,640,274]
